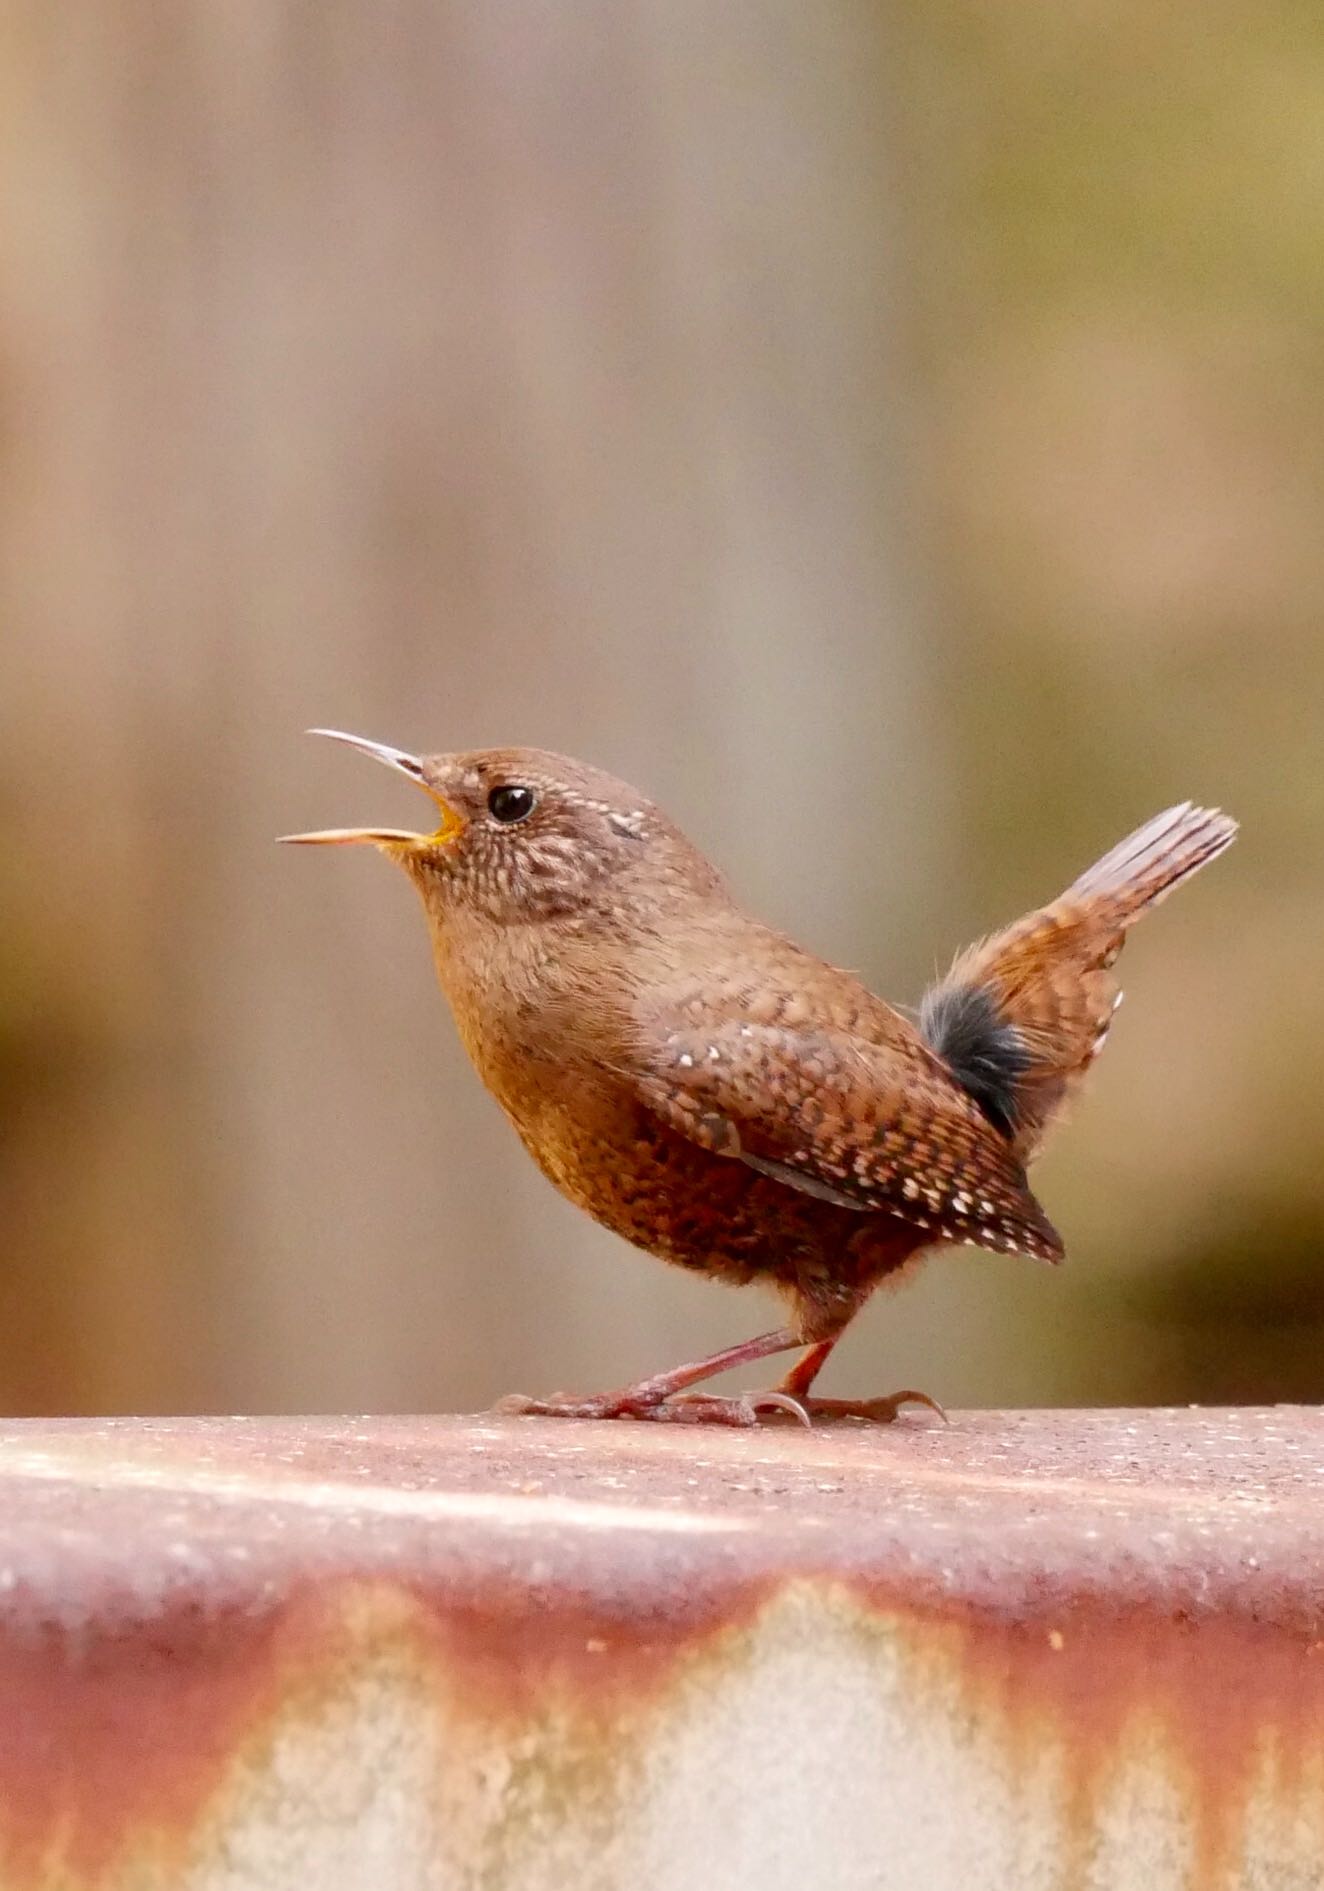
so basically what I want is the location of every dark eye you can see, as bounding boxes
[487,783,537,824]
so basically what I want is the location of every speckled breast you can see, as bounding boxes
[502,1073,873,1290]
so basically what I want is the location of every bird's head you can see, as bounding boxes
[279,730,719,925]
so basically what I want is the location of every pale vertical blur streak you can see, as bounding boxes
[0,4,944,1412]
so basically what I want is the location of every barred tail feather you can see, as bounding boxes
[1068,803,1238,915]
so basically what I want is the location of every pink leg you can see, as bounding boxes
[495,1326,809,1428]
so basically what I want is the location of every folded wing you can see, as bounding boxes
[625,1016,1063,1262]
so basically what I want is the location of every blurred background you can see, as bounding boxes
[2,3,1321,1416]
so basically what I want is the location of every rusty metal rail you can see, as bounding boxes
[0,1408,1318,1889]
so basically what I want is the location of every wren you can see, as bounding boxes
[281,732,1236,1426]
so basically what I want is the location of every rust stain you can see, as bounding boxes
[0,1571,781,1883]
[404,1570,1324,1888]
[0,1571,1316,1888]
[405,1572,762,1722]
[0,1595,287,1885]
[0,1411,1318,1884]
[884,1596,1324,1891]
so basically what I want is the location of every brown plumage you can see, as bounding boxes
[282,733,1236,1426]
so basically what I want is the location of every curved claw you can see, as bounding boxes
[792,1388,948,1426]
[660,1389,814,1428]
[746,1389,813,1429]
[887,1388,949,1424]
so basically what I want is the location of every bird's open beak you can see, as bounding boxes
[277,729,464,848]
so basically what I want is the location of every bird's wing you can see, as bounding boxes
[623,1015,1062,1261]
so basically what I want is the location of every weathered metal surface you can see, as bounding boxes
[0,1407,1319,1889]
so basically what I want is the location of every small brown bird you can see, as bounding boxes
[281,732,1235,1426]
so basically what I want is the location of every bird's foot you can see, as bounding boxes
[659,1390,812,1428]
[494,1387,811,1428]
[793,1389,948,1425]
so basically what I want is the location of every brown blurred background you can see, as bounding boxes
[1,3,1321,1417]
